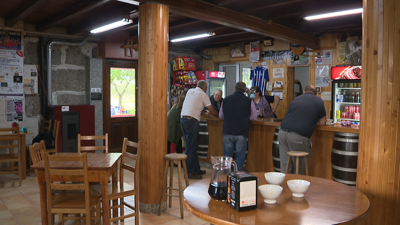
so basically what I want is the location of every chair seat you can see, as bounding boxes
[287,151,309,157]
[91,182,136,199]
[164,153,187,161]
[52,193,101,209]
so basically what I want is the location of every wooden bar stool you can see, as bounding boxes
[158,153,190,219]
[286,151,309,175]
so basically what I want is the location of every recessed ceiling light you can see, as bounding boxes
[304,8,363,20]
[90,19,133,34]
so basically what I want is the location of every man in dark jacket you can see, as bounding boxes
[205,89,224,113]
[219,82,257,170]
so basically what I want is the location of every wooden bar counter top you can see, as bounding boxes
[203,116,360,180]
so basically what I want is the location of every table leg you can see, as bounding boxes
[101,171,110,225]
[112,169,118,219]
[36,170,48,225]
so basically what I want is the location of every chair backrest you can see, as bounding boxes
[78,133,108,153]
[43,152,91,215]
[41,119,53,134]
[120,138,141,186]
[52,120,60,147]
[0,127,20,156]
[29,140,46,164]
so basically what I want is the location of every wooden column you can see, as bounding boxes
[357,0,400,224]
[138,3,169,214]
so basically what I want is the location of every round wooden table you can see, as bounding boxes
[183,173,369,225]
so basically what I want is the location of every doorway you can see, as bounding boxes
[294,67,309,98]
[219,63,239,96]
[103,59,138,153]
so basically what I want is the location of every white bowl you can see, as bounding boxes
[258,184,283,204]
[264,172,286,185]
[287,179,311,198]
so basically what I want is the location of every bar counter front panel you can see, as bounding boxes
[204,117,359,180]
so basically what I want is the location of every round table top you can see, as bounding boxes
[183,173,369,225]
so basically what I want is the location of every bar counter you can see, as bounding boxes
[203,116,359,180]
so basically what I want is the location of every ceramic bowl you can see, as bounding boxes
[258,184,283,204]
[287,179,311,198]
[264,172,286,185]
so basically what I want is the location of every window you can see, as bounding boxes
[110,67,136,118]
[242,67,252,89]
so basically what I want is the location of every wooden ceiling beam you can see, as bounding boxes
[141,0,319,49]
[37,0,112,32]
[5,0,48,27]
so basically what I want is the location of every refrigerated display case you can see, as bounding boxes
[195,71,226,98]
[331,79,361,124]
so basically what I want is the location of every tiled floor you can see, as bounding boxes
[0,163,213,225]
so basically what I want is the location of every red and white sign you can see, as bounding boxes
[331,66,362,80]
[208,71,225,78]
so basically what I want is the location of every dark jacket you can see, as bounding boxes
[167,106,182,144]
[222,91,252,137]
[205,95,224,112]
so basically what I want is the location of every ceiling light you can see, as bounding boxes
[90,19,133,34]
[171,32,215,43]
[304,8,363,20]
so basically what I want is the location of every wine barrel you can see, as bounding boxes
[197,119,209,160]
[331,132,359,186]
[272,127,281,172]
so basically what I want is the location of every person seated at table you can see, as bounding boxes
[204,89,224,113]
[250,86,274,118]
[168,94,186,154]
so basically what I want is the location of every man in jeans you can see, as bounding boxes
[219,82,257,171]
[181,80,219,179]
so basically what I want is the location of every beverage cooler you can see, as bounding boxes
[195,71,226,98]
[330,66,362,126]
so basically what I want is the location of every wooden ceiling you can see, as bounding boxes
[0,0,362,50]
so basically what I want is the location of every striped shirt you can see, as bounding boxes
[250,66,269,95]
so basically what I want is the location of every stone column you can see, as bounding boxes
[357,0,400,224]
[138,3,169,214]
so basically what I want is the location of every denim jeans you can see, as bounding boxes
[180,117,200,174]
[223,135,248,171]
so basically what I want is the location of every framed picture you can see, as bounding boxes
[263,39,273,47]
[230,43,245,58]
[316,86,321,93]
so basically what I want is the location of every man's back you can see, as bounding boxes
[222,91,252,136]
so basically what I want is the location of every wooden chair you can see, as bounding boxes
[29,140,46,165]
[78,133,109,153]
[44,152,101,225]
[91,138,141,224]
[0,127,22,186]
[46,120,60,154]
[41,118,53,133]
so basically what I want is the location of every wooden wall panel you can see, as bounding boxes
[357,0,400,224]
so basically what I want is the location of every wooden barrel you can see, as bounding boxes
[197,119,209,160]
[331,132,359,186]
[272,127,281,172]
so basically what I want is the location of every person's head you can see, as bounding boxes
[250,86,262,98]
[213,89,222,102]
[197,80,207,92]
[173,94,186,110]
[304,85,317,95]
[235,82,247,93]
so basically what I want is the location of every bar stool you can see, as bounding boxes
[286,151,309,175]
[158,153,190,219]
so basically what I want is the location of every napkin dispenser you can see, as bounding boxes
[227,171,258,211]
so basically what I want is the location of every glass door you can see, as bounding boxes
[209,79,226,98]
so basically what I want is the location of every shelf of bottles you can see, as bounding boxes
[334,86,361,124]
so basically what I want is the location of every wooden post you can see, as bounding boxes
[138,3,169,214]
[357,0,400,224]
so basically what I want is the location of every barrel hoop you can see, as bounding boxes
[199,131,209,135]
[199,123,207,126]
[274,167,281,172]
[198,145,208,148]
[273,157,280,161]
[273,140,279,144]
[197,151,208,154]
[335,132,359,137]
[274,132,279,135]
[333,177,357,185]
[275,127,281,129]
[331,148,358,156]
[332,164,357,172]
[198,156,207,159]
[334,137,359,143]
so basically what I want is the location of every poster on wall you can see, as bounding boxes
[249,41,260,62]
[272,68,284,78]
[6,98,23,121]
[315,65,330,87]
[337,40,349,63]
[322,49,333,65]
[0,50,24,97]
[271,91,283,100]
[0,30,22,50]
